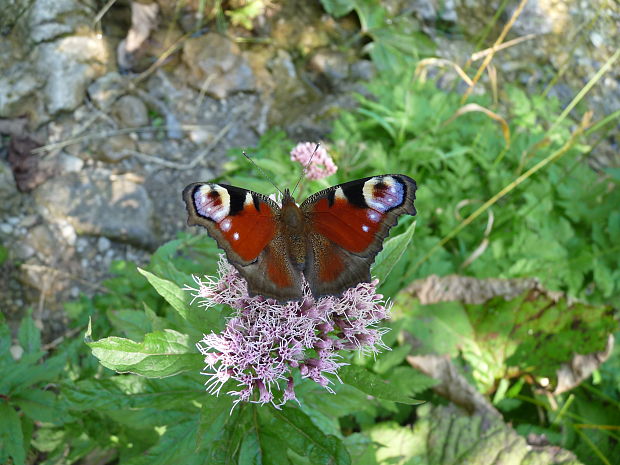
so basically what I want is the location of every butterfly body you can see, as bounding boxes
[183,174,417,301]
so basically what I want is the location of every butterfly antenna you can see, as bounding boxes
[242,151,284,196]
[291,143,320,196]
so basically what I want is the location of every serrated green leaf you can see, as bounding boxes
[137,268,191,320]
[63,376,203,411]
[373,344,412,374]
[372,220,416,282]
[298,381,374,424]
[384,366,438,397]
[259,406,351,465]
[238,431,261,465]
[339,365,422,405]
[342,433,373,463]
[0,402,25,465]
[0,351,65,395]
[196,394,235,449]
[87,329,201,377]
[198,403,253,463]
[123,419,209,465]
[18,314,41,354]
[13,389,65,423]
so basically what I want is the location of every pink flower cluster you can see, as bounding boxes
[185,256,391,408]
[290,142,337,180]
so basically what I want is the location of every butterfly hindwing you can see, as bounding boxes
[301,174,417,297]
[183,183,303,300]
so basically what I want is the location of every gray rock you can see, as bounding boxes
[34,169,157,248]
[350,60,376,81]
[25,0,95,44]
[35,36,108,115]
[88,72,126,110]
[182,33,256,99]
[96,134,135,163]
[56,219,77,246]
[97,236,111,252]
[409,0,438,22]
[57,153,84,173]
[13,242,35,260]
[113,95,149,128]
[308,49,350,87]
[75,237,88,253]
[19,215,38,228]
[0,63,42,117]
[28,223,57,258]
[0,159,19,214]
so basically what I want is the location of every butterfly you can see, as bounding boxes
[183,174,417,301]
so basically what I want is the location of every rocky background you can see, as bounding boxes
[0,0,618,340]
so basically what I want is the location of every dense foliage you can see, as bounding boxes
[1,1,619,464]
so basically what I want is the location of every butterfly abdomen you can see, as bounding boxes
[280,199,308,270]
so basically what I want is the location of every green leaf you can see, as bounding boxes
[137,268,191,321]
[87,325,201,378]
[0,402,25,465]
[0,314,11,357]
[372,344,411,374]
[107,309,152,341]
[372,220,416,282]
[0,351,65,395]
[238,431,261,465]
[319,0,355,17]
[198,402,252,463]
[18,314,41,354]
[399,299,474,357]
[357,421,421,465]
[398,290,617,390]
[63,376,203,411]
[0,244,8,265]
[383,366,438,397]
[339,365,422,405]
[13,389,65,423]
[123,419,210,465]
[258,406,351,465]
[196,394,236,450]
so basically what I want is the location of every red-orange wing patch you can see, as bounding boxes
[183,183,279,265]
[301,175,417,297]
[308,196,384,254]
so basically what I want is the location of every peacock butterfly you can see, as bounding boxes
[183,174,417,301]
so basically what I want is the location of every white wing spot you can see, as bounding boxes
[220,218,232,232]
[368,211,380,222]
[362,225,369,232]
[233,232,240,240]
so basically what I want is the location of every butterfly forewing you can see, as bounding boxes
[183,182,304,300]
